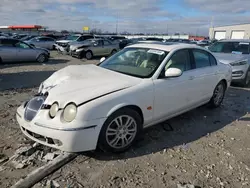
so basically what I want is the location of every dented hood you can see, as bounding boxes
[40,64,141,106]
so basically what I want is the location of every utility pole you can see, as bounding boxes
[210,16,214,39]
[116,12,118,35]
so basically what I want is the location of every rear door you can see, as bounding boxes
[0,39,18,62]
[103,40,113,55]
[189,49,219,103]
[44,37,55,49]
[93,40,104,56]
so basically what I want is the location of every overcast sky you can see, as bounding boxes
[0,0,249,35]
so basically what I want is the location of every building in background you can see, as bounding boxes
[209,23,250,40]
[0,25,47,34]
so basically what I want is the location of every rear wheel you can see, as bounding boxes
[37,54,47,63]
[98,108,142,153]
[85,51,93,60]
[209,81,226,108]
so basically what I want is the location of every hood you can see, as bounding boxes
[213,52,248,64]
[41,64,141,106]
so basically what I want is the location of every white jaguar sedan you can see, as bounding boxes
[16,43,232,153]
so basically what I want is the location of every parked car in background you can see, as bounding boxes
[13,34,28,40]
[0,38,50,63]
[21,35,38,41]
[108,36,126,43]
[25,36,56,50]
[16,43,231,153]
[70,38,119,59]
[146,37,164,41]
[208,39,250,86]
[196,40,211,47]
[55,34,93,52]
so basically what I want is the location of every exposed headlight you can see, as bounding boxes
[49,102,59,118]
[62,103,77,122]
[230,61,247,66]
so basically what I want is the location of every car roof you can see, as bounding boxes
[219,39,250,42]
[126,43,203,52]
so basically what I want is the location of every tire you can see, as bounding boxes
[209,81,226,108]
[85,51,93,60]
[111,49,117,55]
[36,54,47,63]
[98,108,143,153]
[240,69,250,87]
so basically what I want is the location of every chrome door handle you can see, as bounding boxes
[189,76,195,80]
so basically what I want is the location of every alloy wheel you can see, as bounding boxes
[37,54,46,63]
[213,84,224,105]
[105,115,137,149]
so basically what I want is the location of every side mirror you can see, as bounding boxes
[165,68,182,78]
[100,57,106,63]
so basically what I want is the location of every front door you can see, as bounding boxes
[153,49,199,121]
[15,41,37,62]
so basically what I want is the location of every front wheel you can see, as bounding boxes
[36,54,47,63]
[98,108,142,153]
[209,81,226,108]
[85,51,93,60]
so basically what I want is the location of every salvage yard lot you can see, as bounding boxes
[0,52,250,188]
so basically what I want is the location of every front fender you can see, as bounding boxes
[106,103,139,117]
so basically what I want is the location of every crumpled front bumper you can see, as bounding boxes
[16,105,106,152]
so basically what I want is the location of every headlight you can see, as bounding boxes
[62,103,77,122]
[49,102,59,118]
[230,61,247,66]
[76,48,84,52]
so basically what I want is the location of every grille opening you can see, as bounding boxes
[22,127,62,146]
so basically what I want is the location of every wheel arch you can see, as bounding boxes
[107,104,144,125]
[220,79,228,89]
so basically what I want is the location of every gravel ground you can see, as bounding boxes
[0,52,250,188]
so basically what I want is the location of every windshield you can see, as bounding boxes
[209,41,250,54]
[99,48,168,78]
[65,35,80,40]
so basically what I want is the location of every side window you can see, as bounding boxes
[104,40,111,45]
[0,39,15,47]
[222,42,234,53]
[193,50,211,68]
[98,40,104,46]
[15,42,31,49]
[165,49,191,72]
[209,54,217,66]
[78,36,84,41]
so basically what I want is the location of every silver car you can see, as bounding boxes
[70,39,119,59]
[208,39,250,86]
[25,36,56,50]
[0,38,50,63]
